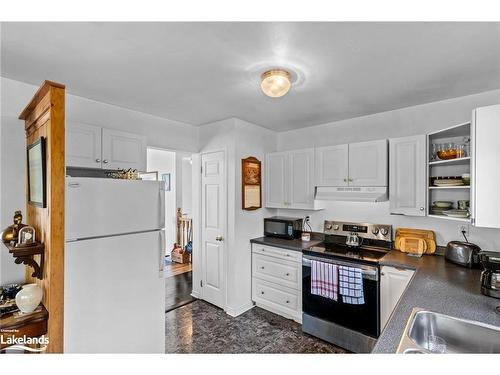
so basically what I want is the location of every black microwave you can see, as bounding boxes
[264,216,303,240]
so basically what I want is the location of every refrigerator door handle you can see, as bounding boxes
[159,184,166,229]
[159,230,165,278]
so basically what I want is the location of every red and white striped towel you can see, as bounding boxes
[311,260,338,301]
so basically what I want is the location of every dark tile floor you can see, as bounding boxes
[165,300,348,353]
[165,271,195,312]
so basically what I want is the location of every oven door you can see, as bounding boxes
[302,255,380,338]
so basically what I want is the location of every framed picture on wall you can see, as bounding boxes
[27,137,47,208]
[161,173,171,191]
[241,156,262,210]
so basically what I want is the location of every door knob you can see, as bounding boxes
[215,236,224,242]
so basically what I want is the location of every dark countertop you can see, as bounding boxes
[374,251,500,353]
[250,236,322,252]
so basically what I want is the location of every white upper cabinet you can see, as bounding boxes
[66,124,147,171]
[265,152,288,208]
[265,148,317,209]
[348,140,388,186]
[389,135,426,216]
[66,122,103,169]
[289,149,315,209]
[101,129,147,171]
[315,144,349,186]
[472,104,500,228]
[315,140,387,187]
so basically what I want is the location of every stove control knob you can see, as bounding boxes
[325,223,333,230]
[380,228,389,236]
[332,224,340,230]
[372,227,379,235]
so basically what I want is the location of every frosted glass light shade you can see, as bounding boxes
[260,69,291,98]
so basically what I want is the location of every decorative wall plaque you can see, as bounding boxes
[242,157,262,211]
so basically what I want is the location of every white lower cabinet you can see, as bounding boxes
[251,244,302,323]
[380,265,415,329]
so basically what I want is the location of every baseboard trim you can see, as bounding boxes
[190,291,201,299]
[225,302,254,317]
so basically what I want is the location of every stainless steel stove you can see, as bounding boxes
[302,220,392,353]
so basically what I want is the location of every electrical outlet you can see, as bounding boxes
[305,216,310,223]
[459,224,470,239]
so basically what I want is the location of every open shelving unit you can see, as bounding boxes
[427,122,471,222]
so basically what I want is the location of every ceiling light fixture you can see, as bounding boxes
[260,69,291,98]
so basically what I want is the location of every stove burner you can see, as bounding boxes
[305,243,389,264]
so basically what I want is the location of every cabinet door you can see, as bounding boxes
[389,135,426,216]
[348,140,388,186]
[101,128,147,171]
[315,144,349,186]
[65,122,102,169]
[288,148,314,209]
[265,152,288,208]
[472,104,500,228]
[380,266,414,329]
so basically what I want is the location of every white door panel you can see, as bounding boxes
[349,140,388,186]
[389,135,426,216]
[64,231,165,353]
[66,177,164,240]
[265,152,288,208]
[289,148,314,209]
[472,104,500,228]
[315,144,349,186]
[102,128,147,171]
[66,122,102,169]
[201,151,226,308]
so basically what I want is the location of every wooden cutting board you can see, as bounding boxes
[395,228,436,254]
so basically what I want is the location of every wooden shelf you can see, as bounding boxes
[429,157,470,166]
[427,214,471,222]
[428,186,470,190]
[2,242,44,280]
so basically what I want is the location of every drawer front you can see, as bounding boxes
[252,253,301,290]
[251,244,302,263]
[252,278,300,315]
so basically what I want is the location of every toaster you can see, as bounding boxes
[445,241,482,268]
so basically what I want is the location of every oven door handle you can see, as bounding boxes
[302,256,379,280]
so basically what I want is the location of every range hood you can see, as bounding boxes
[314,186,388,202]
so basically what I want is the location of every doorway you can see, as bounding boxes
[147,148,194,311]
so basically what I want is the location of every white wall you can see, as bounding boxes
[277,89,500,250]
[147,148,176,252]
[0,77,200,284]
[193,118,277,314]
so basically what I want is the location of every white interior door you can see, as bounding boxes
[201,151,226,308]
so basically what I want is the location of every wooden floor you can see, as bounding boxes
[164,261,192,278]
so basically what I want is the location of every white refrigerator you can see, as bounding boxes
[64,177,166,353]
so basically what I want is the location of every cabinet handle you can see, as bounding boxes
[343,178,347,182]
[349,177,353,182]
[381,272,385,276]
[286,254,290,257]
[261,291,264,295]
[261,266,265,270]
[420,207,425,211]
[261,248,265,252]
[95,158,101,163]
[285,273,290,276]
[103,159,108,164]
[286,300,290,304]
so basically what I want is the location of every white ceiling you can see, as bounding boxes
[2,22,500,131]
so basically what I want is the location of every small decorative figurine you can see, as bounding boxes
[1,211,27,243]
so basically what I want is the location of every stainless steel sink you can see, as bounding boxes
[397,308,500,353]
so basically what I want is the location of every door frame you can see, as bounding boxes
[191,148,228,309]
